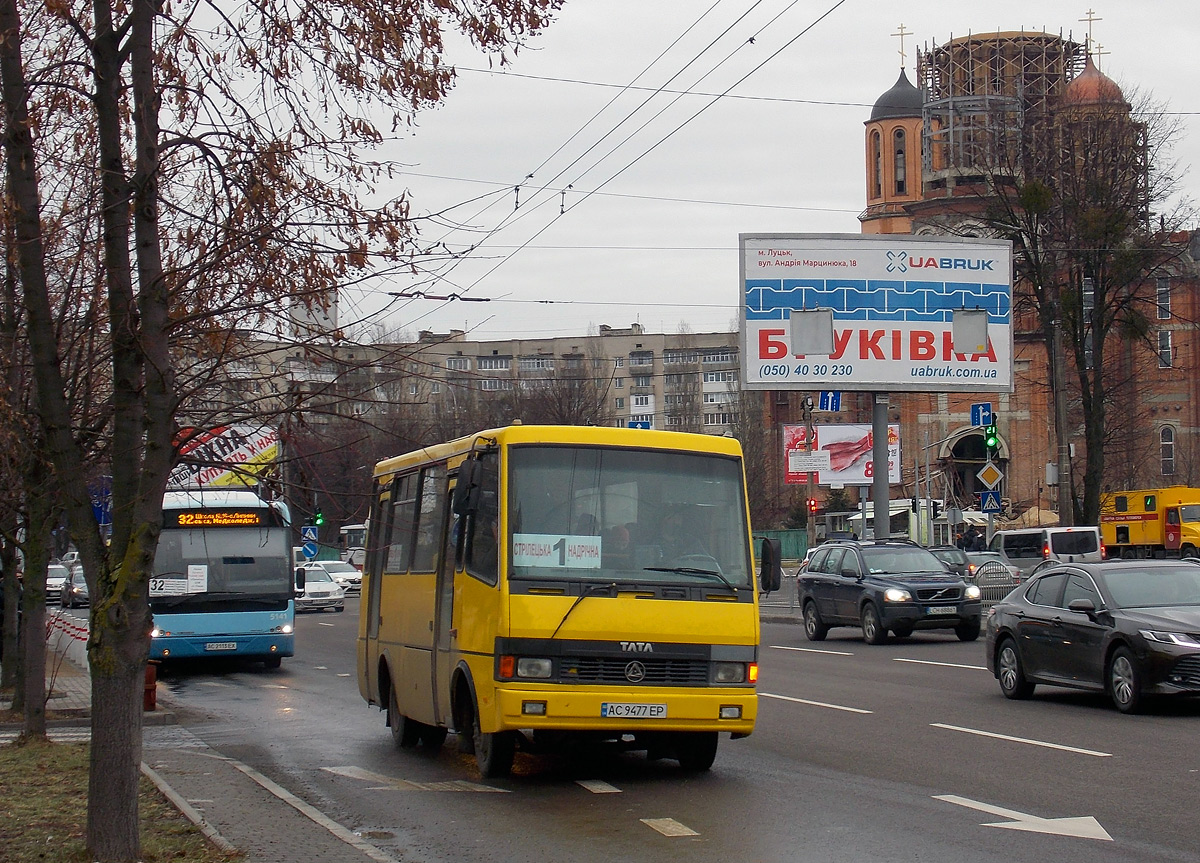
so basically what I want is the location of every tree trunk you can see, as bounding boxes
[86,659,144,858]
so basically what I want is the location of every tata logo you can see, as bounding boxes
[886,250,908,273]
[619,641,654,652]
[624,661,647,683]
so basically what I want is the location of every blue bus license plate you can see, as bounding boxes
[205,641,237,651]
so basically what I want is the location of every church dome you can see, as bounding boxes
[1063,56,1128,108]
[870,70,923,121]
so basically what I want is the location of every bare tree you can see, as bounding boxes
[0,1,563,859]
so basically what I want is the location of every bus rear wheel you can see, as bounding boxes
[263,656,282,669]
[388,686,421,748]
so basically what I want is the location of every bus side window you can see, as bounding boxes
[387,473,418,572]
[465,457,499,585]
[412,464,447,572]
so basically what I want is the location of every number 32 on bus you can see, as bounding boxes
[357,424,782,777]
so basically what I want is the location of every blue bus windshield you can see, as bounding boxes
[151,524,292,611]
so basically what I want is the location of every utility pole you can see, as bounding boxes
[804,395,816,548]
[1051,298,1074,526]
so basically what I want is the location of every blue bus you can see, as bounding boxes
[150,489,296,667]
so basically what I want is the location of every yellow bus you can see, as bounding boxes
[357,423,780,777]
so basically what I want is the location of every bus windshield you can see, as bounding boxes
[507,444,752,588]
[151,525,292,610]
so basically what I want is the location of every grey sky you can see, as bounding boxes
[340,1,1198,342]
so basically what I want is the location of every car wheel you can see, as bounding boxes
[803,601,829,641]
[891,625,914,639]
[860,603,887,645]
[955,619,981,642]
[472,699,515,778]
[997,638,1034,699]
[388,685,422,748]
[1108,646,1143,714]
[675,731,719,771]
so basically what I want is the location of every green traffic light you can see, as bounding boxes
[984,423,998,448]
[314,509,324,525]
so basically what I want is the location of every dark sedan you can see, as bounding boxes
[798,540,982,644]
[985,560,1200,713]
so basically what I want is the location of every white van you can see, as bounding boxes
[988,526,1106,575]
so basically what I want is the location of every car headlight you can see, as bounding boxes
[884,587,912,602]
[516,657,553,679]
[964,584,981,600]
[1140,630,1200,647]
[713,661,747,684]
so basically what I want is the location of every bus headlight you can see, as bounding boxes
[713,662,746,684]
[516,658,553,679]
[151,627,164,638]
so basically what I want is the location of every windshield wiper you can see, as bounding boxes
[550,582,616,640]
[643,566,738,593]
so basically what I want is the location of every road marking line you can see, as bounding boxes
[934,794,1113,841]
[931,723,1112,757]
[263,684,288,689]
[771,645,855,656]
[337,673,351,677]
[641,818,699,837]
[576,779,622,794]
[323,765,508,793]
[894,657,986,671]
[318,622,336,627]
[760,692,873,714]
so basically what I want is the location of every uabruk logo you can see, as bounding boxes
[888,250,996,273]
[620,641,654,652]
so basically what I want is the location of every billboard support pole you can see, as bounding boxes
[872,393,890,541]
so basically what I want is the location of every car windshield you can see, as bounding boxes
[931,548,968,565]
[861,546,947,574]
[1103,565,1200,608]
[321,563,358,574]
[307,570,334,583]
[48,565,68,579]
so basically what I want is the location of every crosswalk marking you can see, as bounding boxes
[576,779,621,794]
[641,817,699,837]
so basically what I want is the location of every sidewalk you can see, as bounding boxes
[1,612,397,863]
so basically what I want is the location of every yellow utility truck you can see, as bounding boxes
[1099,486,1200,559]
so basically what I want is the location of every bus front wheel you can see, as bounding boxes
[472,701,515,778]
[263,656,282,669]
[675,732,718,771]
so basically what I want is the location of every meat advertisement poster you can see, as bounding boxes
[784,423,899,486]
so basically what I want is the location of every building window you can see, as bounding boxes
[614,397,625,409]
[518,356,554,372]
[1157,276,1171,319]
[480,379,513,391]
[703,393,724,404]
[630,414,653,426]
[632,395,650,408]
[703,370,737,383]
[613,357,624,368]
[614,377,624,389]
[633,375,652,388]
[1081,277,1095,316]
[629,351,654,366]
[1161,426,1176,476]
[871,130,881,199]
[478,357,511,370]
[702,349,735,364]
[431,382,441,394]
[446,357,470,371]
[704,412,738,426]
[663,349,698,364]
[893,128,906,195]
[1158,330,1173,368]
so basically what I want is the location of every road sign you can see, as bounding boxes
[980,490,1002,513]
[302,541,318,560]
[628,420,650,429]
[301,525,318,542]
[970,402,993,427]
[976,462,1003,489]
[819,391,841,411]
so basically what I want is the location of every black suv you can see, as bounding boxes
[797,540,982,644]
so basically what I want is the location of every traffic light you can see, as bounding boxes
[807,498,818,515]
[314,508,324,526]
[984,423,999,460]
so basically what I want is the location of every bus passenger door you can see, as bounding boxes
[432,478,458,727]
[362,489,390,703]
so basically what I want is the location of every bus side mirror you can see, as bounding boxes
[294,568,305,592]
[453,457,482,516]
[759,538,782,593]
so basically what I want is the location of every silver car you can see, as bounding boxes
[296,569,344,613]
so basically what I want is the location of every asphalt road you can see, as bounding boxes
[158,599,1200,863]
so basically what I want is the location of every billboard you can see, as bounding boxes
[740,234,1013,393]
[169,425,279,489]
[784,423,900,486]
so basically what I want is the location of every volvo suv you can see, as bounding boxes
[797,540,982,644]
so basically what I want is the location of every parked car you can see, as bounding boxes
[985,559,1200,713]
[61,567,89,608]
[988,526,1105,575]
[45,564,69,601]
[929,545,970,578]
[301,560,361,595]
[797,540,982,644]
[295,568,344,613]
